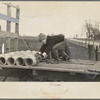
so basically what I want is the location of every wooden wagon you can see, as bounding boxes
[0,3,100,81]
[0,59,100,81]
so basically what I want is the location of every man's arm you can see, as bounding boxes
[44,36,54,54]
[40,43,47,54]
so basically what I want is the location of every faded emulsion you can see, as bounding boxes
[0,2,100,82]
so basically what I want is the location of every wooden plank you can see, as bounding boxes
[15,8,20,34]
[70,59,96,65]
[1,64,98,75]
[0,61,94,70]
[91,61,100,72]
[6,5,11,32]
[14,38,18,51]
[7,21,11,32]
[0,65,34,69]
[34,66,99,75]
[42,59,96,65]
[0,31,19,38]
[0,60,99,75]
[2,3,20,9]
[33,63,99,75]
[4,4,11,52]
[14,8,20,51]
[68,39,87,48]
[6,37,10,53]
[36,63,92,70]
[0,13,19,23]
[68,39,100,48]
[0,62,90,69]
[0,62,97,74]
[15,23,19,33]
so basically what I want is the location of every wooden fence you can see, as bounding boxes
[0,3,20,53]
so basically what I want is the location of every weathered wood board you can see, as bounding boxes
[0,59,99,75]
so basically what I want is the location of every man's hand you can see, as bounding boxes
[35,53,43,62]
[35,52,48,62]
[42,52,47,59]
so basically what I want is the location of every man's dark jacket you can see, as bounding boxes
[40,35,64,54]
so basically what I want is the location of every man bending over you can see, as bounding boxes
[39,33,70,63]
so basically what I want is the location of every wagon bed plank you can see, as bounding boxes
[0,62,98,75]
[0,65,34,69]
[34,63,99,75]
[70,59,96,65]
[0,60,94,70]
[34,66,99,75]
[0,59,99,75]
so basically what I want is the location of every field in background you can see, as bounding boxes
[68,41,89,60]
[0,37,89,60]
[18,36,42,51]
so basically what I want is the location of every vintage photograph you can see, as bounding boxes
[0,1,100,82]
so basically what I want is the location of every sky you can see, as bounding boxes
[0,1,100,38]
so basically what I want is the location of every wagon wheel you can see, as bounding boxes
[2,72,20,81]
[19,73,34,81]
[2,70,34,82]
[83,73,97,80]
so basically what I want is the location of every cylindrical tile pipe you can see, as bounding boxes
[15,53,29,66]
[0,50,39,66]
[0,56,6,65]
[6,57,15,65]
[25,55,39,66]
[15,57,25,66]
[5,53,20,65]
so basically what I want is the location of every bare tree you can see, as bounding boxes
[84,20,100,48]
[84,20,95,46]
[84,20,94,39]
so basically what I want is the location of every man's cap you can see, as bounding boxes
[59,33,65,37]
[39,33,47,42]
